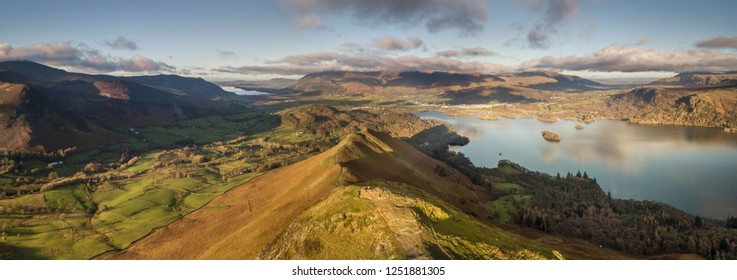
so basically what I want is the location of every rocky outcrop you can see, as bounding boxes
[541,131,561,142]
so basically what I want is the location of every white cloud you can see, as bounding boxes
[522,45,737,73]
[0,41,172,73]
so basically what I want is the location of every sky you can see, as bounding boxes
[1,0,737,81]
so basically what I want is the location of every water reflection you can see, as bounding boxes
[221,86,270,95]
[420,111,737,219]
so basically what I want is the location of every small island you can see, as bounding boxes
[541,130,561,142]
[479,114,498,121]
[575,124,585,129]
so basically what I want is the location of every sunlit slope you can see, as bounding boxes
[260,181,557,259]
[107,129,554,259]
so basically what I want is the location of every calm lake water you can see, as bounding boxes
[420,112,737,219]
[221,86,270,95]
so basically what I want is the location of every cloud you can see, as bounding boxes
[217,49,238,60]
[527,25,550,49]
[521,45,737,73]
[695,36,737,50]
[105,36,138,50]
[0,41,172,73]
[372,36,423,51]
[295,14,326,29]
[281,0,488,35]
[340,42,365,52]
[214,51,508,76]
[118,55,174,72]
[634,38,650,46]
[436,47,495,58]
[580,21,597,41]
[543,0,578,26]
[517,0,579,49]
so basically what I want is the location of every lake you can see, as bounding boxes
[221,86,270,95]
[420,112,737,219]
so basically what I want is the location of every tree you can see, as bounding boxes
[726,216,737,229]
[695,216,703,227]
[576,171,582,177]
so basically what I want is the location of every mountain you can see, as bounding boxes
[497,71,605,91]
[289,71,504,96]
[0,61,234,100]
[286,70,608,97]
[106,129,561,260]
[0,61,235,151]
[653,72,737,86]
[604,86,737,130]
[0,82,119,151]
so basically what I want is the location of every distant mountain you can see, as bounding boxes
[289,70,504,96]
[0,61,234,100]
[652,72,737,86]
[218,78,297,92]
[0,61,235,151]
[287,70,607,96]
[497,71,605,91]
[107,129,559,260]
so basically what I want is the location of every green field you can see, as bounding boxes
[0,111,324,259]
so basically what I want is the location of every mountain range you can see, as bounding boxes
[0,61,234,152]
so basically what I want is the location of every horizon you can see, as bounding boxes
[2,0,737,81]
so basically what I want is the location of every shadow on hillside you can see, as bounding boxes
[441,87,540,105]
[0,242,47,260]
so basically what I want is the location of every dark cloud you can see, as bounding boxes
[105,36,138,50]
[0,41,173,73]
[516,0,579,49]
[695,36,737,50]
[544,0,578,27]
[214,51,507,76]
[436,47,495,58]
[372,36,423,51]
[527,25,550,49]
[281,0,488,35]
[522,46,737,73]
[217,49,238,60]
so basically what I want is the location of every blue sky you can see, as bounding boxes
[1,0,736,80]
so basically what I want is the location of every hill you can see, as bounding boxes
[653,72,737,86]
[0,61,237,151]
[604,86,737,130]
[0,82,119,151]
[497,71,605,91]
[105,129,561,259]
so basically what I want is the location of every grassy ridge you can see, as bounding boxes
[261,180,558,260]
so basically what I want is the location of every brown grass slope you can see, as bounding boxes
[106,129,492,259]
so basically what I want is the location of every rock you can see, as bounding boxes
[541,131,561,142]
[575,124,585,130]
